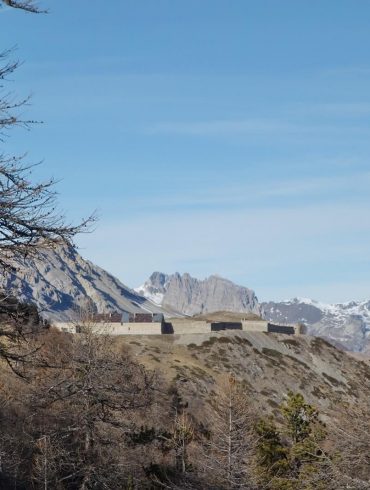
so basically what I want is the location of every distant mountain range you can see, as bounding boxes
[1,244,369,353]
[263,298,370,353]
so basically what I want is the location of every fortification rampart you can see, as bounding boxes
[165,320,211,334]
[102,322,163,335]
[54,319,302,336]
[242,320,269,332]
[54,322,162,335]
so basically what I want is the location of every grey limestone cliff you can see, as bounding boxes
[136,272,262,317]
[0,243,167,321]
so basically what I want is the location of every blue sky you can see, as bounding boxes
[1,0,370,302]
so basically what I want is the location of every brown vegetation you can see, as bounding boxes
[0,326,367,489]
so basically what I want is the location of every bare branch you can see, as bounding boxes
[1,0,46,14]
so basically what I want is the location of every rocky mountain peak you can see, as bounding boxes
[148,271,169,290]
[136,271,262,317]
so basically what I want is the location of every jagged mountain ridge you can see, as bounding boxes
[263,297,370,353]
[135,271,262,317]
[137,272,370,353]
[1,244,171,321]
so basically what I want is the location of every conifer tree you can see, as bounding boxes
[204,375,256,489]
[0,0,94,368]
[256,392,331,490]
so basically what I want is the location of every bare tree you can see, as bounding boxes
[0,2,94,272]
[171,412,195,475]
[157,410,196,478]
[1,0,45,13]
[27,324,157,489]
[0,153,94,270]
[203,375,256,490]
[0,1,95,368]
[328,406,370,489]
[0,292,42,375]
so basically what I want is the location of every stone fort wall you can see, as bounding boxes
[54,319,302,336]
[54,322,162,335]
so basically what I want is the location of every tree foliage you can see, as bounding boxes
[256,392,331,490]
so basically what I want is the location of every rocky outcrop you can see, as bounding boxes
[136,272,262,317]
[0,243,168,321]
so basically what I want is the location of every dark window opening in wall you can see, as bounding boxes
[211,322,242,331]
[267,323,295,335]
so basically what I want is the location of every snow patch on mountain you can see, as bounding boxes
[135,272,169,305]
[135,289,164,305]
[263,297,370,352]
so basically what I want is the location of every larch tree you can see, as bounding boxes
[0,0,94,269]
[329,405,370,489]
[204,375,256,490]
[0,0,95,367]
[27,326,157,489]
[0,53,94,271]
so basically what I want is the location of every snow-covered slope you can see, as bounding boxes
[0,243,171,321]
[136,272,169,305]
[136,271,262,317]
[263,298,370,352]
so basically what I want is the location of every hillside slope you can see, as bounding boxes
[123,330,370,435]
[1,243,172,321]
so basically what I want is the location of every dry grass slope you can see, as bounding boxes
[120,330,370,430]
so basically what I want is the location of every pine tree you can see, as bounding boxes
[255,417,288,480]
[255,392,330,490]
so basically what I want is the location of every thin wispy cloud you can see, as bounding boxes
[295,102,370,117]
[78,199,370,303]
[146,118,370,138]
[147,119,293,135]
[117,171,370,212]
[261,171,370,198]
